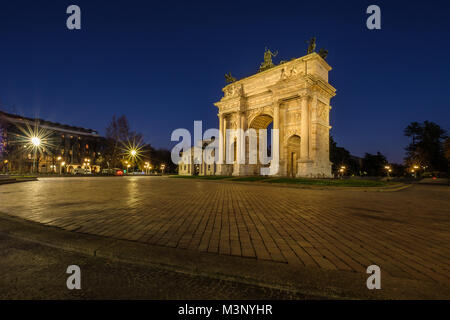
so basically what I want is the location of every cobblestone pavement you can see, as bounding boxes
[0,233,309,299]
[0,177,449,284]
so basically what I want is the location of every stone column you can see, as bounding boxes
[218,114,228,175]
[272,101,281,176]
[233,112,243,176]
[273,103,280,134]
[236,112,242,164]
[223,115,227,169]
[298,95,313,177]
[300,96,309,160]
[309,94,318,160]
[218,113,224,166]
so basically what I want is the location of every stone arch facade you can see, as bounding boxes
[214,52,336,177]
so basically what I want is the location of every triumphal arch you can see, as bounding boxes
[214,50,336,177]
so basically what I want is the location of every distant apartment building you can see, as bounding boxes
[0,110,105,174]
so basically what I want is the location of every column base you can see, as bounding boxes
[297,159,332,178]
[216,164,233,176]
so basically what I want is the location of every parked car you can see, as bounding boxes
[102,168,124,176]
[72,167,92,175]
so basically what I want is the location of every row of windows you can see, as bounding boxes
[182,164,213,171]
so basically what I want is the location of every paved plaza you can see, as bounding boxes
[0,177,449,287]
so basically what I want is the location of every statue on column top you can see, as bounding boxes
[258,47,278,72]
[318,48,328,60]
[306,37,316,54]
[224,72,236,83]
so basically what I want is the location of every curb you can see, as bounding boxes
[0,212,448,300]
[0,177,38,185]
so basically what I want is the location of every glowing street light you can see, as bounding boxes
[385,165,392,178]
[11,120,54,174]
[30,136,42,173]
[3,159,9,173]
[31,136,41,147]
[338,165,346,177]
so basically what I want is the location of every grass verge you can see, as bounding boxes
[170,175,388,187]
[170,175,230,180]
[265,178,388,187]
[229,176,271,182]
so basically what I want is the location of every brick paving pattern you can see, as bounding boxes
[0,177,449,283]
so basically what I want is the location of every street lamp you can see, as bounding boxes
[31,137,41,147]
[410,165,420,178]
[128,149,138,174]
[30,136,41,173]
[3,159,8,174]
[384,165,392,178]
[60,161,65,175]
[339,166,346,178]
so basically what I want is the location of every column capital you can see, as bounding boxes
[298,89,313,100]
[272,98,282,107]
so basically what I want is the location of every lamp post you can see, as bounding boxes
[31,136,41,174]
[3,160,8,174]
[60,161,65,175]
[384,165,392,179]
[129,149,137,174]
[412,165,420,178]
[339,166,346,178]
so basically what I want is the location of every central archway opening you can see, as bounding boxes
[248,114,273,174]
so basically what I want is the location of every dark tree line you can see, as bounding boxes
[101,115,176,173]
[330,136,390,177]
[404,121,448,173]
[330,120,449,177]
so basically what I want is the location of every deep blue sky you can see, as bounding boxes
[1,0,449,163]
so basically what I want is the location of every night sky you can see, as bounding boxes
[1,0,449,163]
